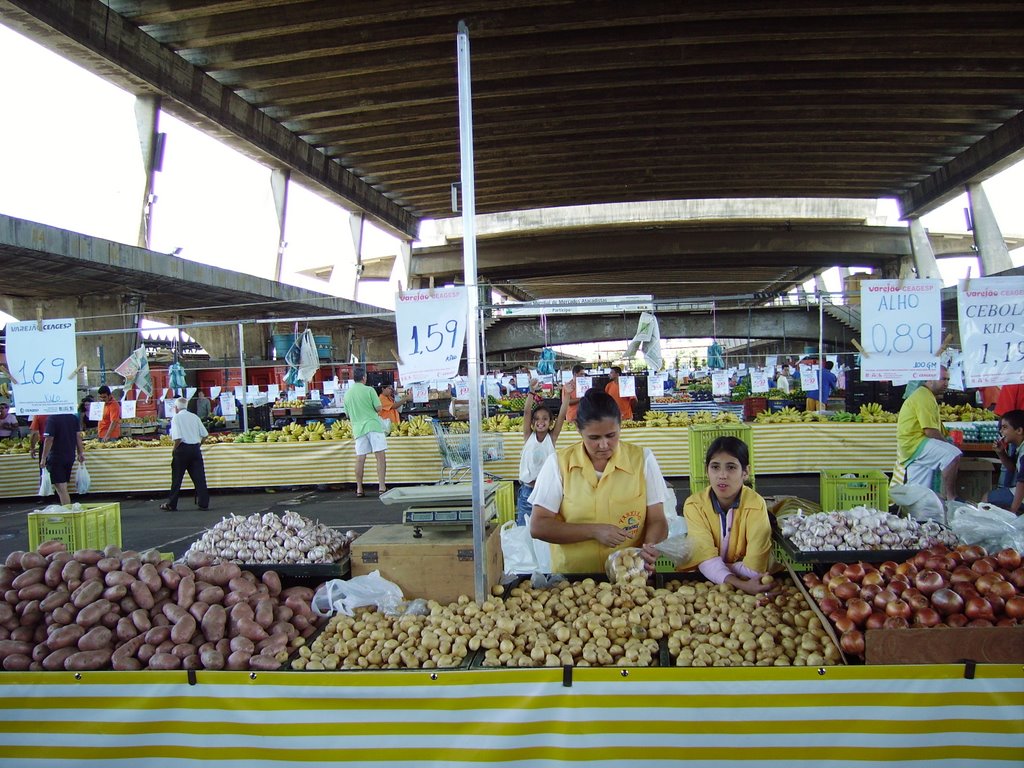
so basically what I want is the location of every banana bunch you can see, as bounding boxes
[689,410,723,425]
[858,403,897,423]
[273,399,306,408]
[1,437,31,455]
[482,414,522,433]
[939,403,998,422]
[643,411,671,428]
[0,381,10,399]
[828,411,858,422]
[395,415,434,436]
[84,437,146,449]
[754,407,805,424]
[713,411,741,424]
[802,411,831,423]
[621,419,645,429]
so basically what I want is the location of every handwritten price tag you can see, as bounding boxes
[395,287,468,384]
[711,371,730,397]
[575,376,592,398]
[751,370,769,394]
[5,318,78,416]
[957,276,1024,386]
[647,374,666,396]
[88,401,105,421]
[120,400,137,419]
[412,383,430,403]
[618,376,636,398]
[861,279,943,381]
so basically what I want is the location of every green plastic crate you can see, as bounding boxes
[28,503,122,552]
[820,469,889,512]
[771,540,812,573]
[687,423,755,490]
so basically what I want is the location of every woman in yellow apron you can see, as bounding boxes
[529,389,669,573]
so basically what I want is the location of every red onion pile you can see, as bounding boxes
[801,544,1024,659]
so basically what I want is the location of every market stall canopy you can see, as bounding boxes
[2,1,1021,231]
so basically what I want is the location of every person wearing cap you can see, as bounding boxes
[96,385,121,441]
[0,402,18,438]
[160,397,209,512]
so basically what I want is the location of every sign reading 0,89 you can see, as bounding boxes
[6,318,79,416]
[394,287,468,385]
[860,279,943,382]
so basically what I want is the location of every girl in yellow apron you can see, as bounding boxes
[529,389,669,573]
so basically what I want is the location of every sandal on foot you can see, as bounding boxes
[159,503,175,511]
[355,491,365,498]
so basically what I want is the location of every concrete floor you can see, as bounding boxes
[0,475,821,561]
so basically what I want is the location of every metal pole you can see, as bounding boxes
[818,291,824,413]
[238,323,249,432]
[457,20,487,604]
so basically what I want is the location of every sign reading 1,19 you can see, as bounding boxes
[980,340,1024,365]
[16,357,66,385]
[870,322,934,356]
[409,319,459,355]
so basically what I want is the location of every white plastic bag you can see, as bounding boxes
[889,484,945,523]
[652,533,695,567]
[76,463,91,494]
[500,518,552,574]
[38,468,52,497]
[379,416,393,436]
[310,571,404,617]
[950,502,1024,553]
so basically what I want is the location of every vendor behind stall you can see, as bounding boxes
[378,383,408,425]
[679,436,774,595]
[988,409,1024,513]
[529,389,668,573]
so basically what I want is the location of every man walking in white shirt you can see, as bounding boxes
[160,397,210,511]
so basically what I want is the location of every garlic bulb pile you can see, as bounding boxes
[780,507,958,552]
[184,510,356,564]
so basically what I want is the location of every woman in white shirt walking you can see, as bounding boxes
[517,385,568,525]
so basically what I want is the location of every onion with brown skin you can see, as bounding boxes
[950,566,979,584]
[873,588,899,610]
[846,598,872,628]
[974,573,1004,595]
[964,596,995,621]
[966,619,993,627]
[988,580,1016,601]
[913,607,941,628]
[883,616,909,629]
[833,615,856,634]
[957,545,986,564]
[861,571,886,587]
[930,588,964,617]
[972,557,998,575]
[914,570,945,596]
[986,595,1006,616]
[905,592,931,612]
[1005,596,1024,620]
[818,597,841,616]
[952,582,981,600]
[866,612,887,629]
[858,584,882,604]
[996,549,1021,571]
[996,618,1018,627]
[833,581,860,602]
[1008,568,1024,591]
[844,563,867,583]
[945,613,969,628]
[839,630,864,656]
[885,599,912,620]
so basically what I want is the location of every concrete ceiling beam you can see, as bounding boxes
[0,0,419,240]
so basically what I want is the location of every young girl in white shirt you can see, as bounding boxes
[516,387,568,525]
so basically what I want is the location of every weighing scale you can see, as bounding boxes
[380,484,500,536]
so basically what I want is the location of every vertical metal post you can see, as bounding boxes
[457,20,487,604]
[817,292,825,412]
[238,323,249,433]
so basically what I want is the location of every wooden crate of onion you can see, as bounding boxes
[800,544,1024,664]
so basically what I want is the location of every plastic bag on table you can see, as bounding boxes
[605,547,647,584]
[889,484,945,523]
[652,534,694,567]
[310,571,404,618]
[949,502,1024,553]
[76,463,91,494]
[499,518,552,575]
[38,468,52,497]
[389,598,429,616]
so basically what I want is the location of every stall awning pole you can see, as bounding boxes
[457,20,487,603]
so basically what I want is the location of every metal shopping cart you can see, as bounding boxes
[431,419,505,484]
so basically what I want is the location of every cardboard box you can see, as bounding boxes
[956,457,999,504]
[350,524,503,604]
[865,625,1024,665]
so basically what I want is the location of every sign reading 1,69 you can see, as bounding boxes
[15,357,67,384]
[409,319,460,356]
[5,318,79,416]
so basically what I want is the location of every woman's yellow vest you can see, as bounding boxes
[552,440,647,573]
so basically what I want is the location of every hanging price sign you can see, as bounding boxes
[618,376,636,398]
[412,383,430,403]
[5,318,78,416]
[957,276,1024,387]
[751,370,770,394]
[395,287,468,384]
[120,400,137,419]
[711,371,730,397]
[860,279,943,381]
[647,374,666,396]
[575,376,593,398]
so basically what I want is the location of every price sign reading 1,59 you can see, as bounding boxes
[409,319,460,355]
[395,287,469,385]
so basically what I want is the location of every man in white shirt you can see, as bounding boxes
[160,397,210,511]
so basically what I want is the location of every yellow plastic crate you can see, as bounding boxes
[820,469,888,512]
[28,503,122,552]
[687,424,756,492]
